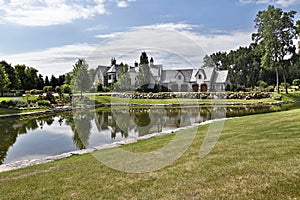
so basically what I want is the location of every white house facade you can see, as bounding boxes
[93,57,230,92]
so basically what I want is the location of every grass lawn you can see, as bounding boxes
[0,97,13,102]
[89,94,277,105]
[0,108,299,199]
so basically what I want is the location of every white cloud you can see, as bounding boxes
[1,44,96,75]
[0,0,109,26]
[239,0,300,7]
[1,23,253,76]
[116,0,137,8]
[117,1,129,8]
[95,32,123,38]
[132,23,199,31]
[87,24,252,70]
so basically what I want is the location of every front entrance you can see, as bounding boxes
[192,84,199,92]
[200,84,208,92]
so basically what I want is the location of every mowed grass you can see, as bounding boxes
[0,109,299,199]
[90,95,277,105]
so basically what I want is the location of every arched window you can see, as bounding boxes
[198,74,202,79]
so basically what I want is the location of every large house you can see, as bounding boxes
[93,57,230,92]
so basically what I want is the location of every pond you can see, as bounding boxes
[0,105,287,165]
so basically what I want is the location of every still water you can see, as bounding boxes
[0,105,282,165]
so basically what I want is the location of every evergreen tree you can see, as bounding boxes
[44,76,50,86]
[136,52,152,92]
[37,74,45,90]
[50,75,59,88]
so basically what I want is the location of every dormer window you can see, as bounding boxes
[178,75,182,80]
[198,74,202,79]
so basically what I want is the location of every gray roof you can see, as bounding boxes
[213,70,229,83]
[203,67,214,81]
[190,69,198,82]
[107,65,122,75]
[175,69,193,82]
[161,70,178,83]
[161,69,194,83]
[96,65,109,74]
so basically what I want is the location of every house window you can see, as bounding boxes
[198,74,202,79]
[108,75,111,80]
[178,75,182,80]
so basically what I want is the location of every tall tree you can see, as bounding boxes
[37,74,45,90]
[58,75,65,86]
[24,67,39,90]
[1,61,20,90]
[50,75,58,88]
[72,59,91,97]
[136,52,151,91]
[15,64,26,90]
[0,64,10,96]
[252,5,297,94]
[44,76,50,86]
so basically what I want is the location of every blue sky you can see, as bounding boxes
[0,0,299,75]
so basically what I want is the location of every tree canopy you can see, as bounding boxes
[72,59,91,97]
[252,5,297,93]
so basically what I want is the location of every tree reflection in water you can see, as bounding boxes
[0,105,280,165]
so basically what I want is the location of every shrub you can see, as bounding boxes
[266,85,274,92]
[44,92,56,104]
[43,86,53,93]
[37,100,51,107]
[96,83,104,92]
[30,89,43,95]
[292,79,300,86]
[14,100,28,108]
[55,86,62,94]
[61,84,72,94]
[257,80,268,89]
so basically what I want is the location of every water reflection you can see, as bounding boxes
[0,105,283,165]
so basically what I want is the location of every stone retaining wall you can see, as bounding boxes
[108,92,273,100]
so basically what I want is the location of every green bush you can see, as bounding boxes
[29,89,43,95]
[37,100,51,107]
[43,86,53,92]
[292,79,300,86]
[0,100,28,108]
[266,85,274,92]
[55,86,62,94]
[257,80,268,88]
[61,84,72,94]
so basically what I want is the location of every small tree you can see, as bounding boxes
[0,64,10,96]
[115,64,132,91]
[136,52,152,92]
[72,59,91,97]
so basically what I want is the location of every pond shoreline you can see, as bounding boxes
[0,101,291,119]
[0,118,230,173]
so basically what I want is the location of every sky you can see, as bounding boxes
[0,0,299,76]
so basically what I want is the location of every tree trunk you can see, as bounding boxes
[275,67,280,94]
[283,71,288,94]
